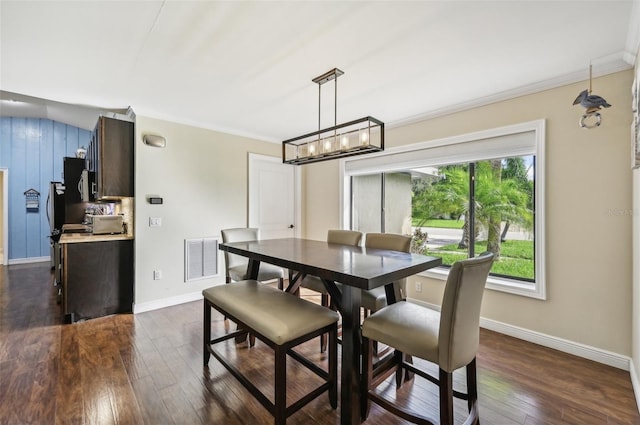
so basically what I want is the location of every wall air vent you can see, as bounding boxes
[185,237,219,282]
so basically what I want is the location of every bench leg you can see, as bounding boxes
[274,345,287,425]
[203,299,211,366]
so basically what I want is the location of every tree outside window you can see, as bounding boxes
[410,155,535,281]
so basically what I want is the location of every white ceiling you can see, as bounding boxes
[1,1,639,141]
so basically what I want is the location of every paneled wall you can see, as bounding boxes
[0,117,91,261]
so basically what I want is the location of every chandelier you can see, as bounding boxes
[282,68,384,165]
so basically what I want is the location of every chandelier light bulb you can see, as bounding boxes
[360,131,369,145]
[324,138,332,152]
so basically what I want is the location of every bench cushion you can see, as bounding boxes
[203,280,339,345]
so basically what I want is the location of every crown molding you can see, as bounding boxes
[388,51,633,131]
[626,0,640,61]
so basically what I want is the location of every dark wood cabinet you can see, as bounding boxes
[87,116,134,200]
[62,239,134,323]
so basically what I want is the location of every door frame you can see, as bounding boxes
[248,153,301,238]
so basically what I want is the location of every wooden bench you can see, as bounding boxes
[203,280,339,425]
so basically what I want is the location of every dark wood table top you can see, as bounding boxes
[219,237,442,289]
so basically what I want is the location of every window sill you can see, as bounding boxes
[418,267,546,300]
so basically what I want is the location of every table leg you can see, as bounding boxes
[340,285,362,425]
[233,258,262,344]
[247,258,260,279]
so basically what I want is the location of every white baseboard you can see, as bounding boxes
[630,360,640,414]
[134,290,204,314]
[8,256,50,265]
[407,297,631,371]
[135,293,633,369]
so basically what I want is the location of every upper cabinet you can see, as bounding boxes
[87,116,134,200]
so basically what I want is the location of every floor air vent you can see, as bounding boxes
[185,237,219,282]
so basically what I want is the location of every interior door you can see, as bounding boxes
[248,153,299,240]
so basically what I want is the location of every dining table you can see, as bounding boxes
[218,237,442,425]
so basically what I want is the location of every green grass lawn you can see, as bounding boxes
[412,218,464,228]
[410,217,534,279]
[433,240,534,279]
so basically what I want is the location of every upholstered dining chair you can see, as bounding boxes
[221,228,285,290]
[299,229,363,352]
[360,233,413,313]
[361,251,495,425]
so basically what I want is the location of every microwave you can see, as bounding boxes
[88,215,124,234]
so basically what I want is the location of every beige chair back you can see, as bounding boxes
[221,228,259,273]
[327,229,363,246]
[438,251,494,372]
[365,233,411,252]
[365,233,412,300]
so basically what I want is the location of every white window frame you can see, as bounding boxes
[339,119,546,300]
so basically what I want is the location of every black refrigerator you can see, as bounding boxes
[63,157,87,224]
[47,181,65,297]
[47,181,65,240]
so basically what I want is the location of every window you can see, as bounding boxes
[341,120,546,299]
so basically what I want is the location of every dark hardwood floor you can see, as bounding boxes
[1,262,639,425]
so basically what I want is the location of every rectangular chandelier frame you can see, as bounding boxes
[282,116,384,165]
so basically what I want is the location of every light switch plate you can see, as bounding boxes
[149,217,162,227]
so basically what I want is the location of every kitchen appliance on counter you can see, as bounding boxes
[87,214,124,235]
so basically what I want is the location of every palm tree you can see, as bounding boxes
[500,157,533,242]
[427,165,474,249]
[412,159,533,259]
[474,160,532,259]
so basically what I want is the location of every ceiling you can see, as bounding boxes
[1,1,639,142]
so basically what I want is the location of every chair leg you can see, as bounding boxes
[361,336,373,421]
[404,354,415,383]
[224,277,231,322]
[203,299,211,366]
[466,358,480,424]
[278,277,284,290]
[439,368,454,425]
[395,351,406,388]
[320,294,329,353]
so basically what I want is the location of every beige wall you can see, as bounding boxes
[303,70,634,356]
[632,50,640,403]
[133,116,280,307]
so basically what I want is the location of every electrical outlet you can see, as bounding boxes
[415,282,422,293]
[153,270,162,280]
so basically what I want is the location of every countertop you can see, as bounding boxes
[59,224,134,244]
[60,232,134,243]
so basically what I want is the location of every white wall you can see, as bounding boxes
[133,116,280,311]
